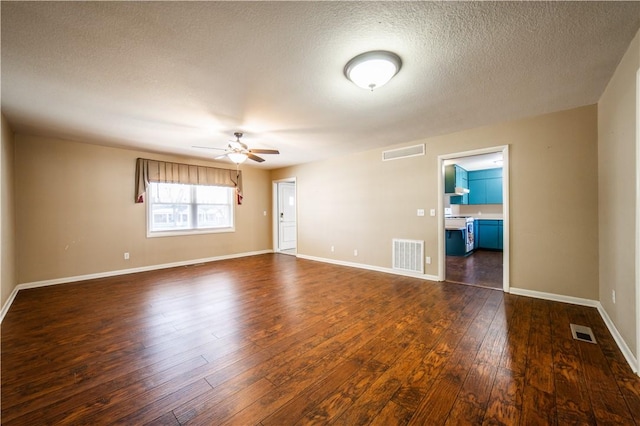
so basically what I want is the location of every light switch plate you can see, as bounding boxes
[417,209,425,217]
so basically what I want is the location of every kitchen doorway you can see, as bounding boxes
[273,178,297,255]
[438,146,510,291]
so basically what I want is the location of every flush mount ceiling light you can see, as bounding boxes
[344,50,402,91]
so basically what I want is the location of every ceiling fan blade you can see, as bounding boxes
[249,149,280,155]
[247,153,265,163]
[214,154,228,160]
[192,145,226,151]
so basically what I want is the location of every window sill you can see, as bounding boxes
[146,227,235,238]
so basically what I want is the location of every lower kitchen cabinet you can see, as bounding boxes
[446,230,467,256]
[476,220,503,250]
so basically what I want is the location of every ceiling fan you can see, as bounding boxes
[194,132,280,164]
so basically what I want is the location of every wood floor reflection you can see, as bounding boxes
[2,254,639,424]
[446,249,503,289]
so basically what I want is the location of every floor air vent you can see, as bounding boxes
[382,144,425,161]
[570,324,597,344]
[392,239,424,274]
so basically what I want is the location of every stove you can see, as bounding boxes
[444,216,474,229]
[444,215,475,253]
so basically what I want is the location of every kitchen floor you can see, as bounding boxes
[446,249,503,289]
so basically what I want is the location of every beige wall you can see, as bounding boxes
[272,104,599,300]
[598,29,639,357]
[15,135,273,283]
[1,114,17,307]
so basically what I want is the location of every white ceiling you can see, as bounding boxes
[2,2,639,169]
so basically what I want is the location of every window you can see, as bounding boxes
[147,182,234,236]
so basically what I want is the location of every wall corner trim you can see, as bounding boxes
[510,287,638,373]
[0,249,273,323]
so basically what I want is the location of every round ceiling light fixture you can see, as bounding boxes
[227,152,248,164]
[344,50,402,91]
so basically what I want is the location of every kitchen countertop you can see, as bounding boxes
[444,215,503,230]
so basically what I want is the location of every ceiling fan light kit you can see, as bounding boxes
[344,50,402,91]
[193,132,279,165]
[227,152,248,164]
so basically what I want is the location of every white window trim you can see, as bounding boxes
[145,184,236,238]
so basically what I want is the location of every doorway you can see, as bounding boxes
[273,178,297,255]
[438,146,510,292]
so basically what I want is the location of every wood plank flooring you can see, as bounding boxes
[2,254,639,425]
[446,250,503,289]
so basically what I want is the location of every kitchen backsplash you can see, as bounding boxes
[449,204,504,219]
[458,204,503,218]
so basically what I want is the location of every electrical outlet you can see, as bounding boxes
[331,245,335,252]
[426,256,431,264]
[124,252,130,260]
[263,211,267,216]
[354,249,358,256]
[612,289,616,304]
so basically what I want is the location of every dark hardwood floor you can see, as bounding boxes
[2,254,639,425]
[446,250,503,289]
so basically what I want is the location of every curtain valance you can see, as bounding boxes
[135,158,243,204]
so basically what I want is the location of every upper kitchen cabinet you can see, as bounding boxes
[445,164,469,205]
[468,168,503,204]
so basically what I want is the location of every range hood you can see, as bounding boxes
[446,186,470,195]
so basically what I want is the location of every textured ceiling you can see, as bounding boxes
[2,1,639,169]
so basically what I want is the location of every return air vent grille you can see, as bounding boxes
[382,144,425,161]
[570,324,597,344]
[392,239,424,274]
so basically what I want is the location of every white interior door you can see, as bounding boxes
[278,182,296,251]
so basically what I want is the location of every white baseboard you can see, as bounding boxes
[0,285,20,324]
[0,250,272,323]
[509,287,600,308]
[596,302,639,373]
[296,254,441,282]
[510,287,637,373]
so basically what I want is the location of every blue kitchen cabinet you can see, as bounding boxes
[446,229,467,256]
[445,165,468,205]
[467,168,502,205]
[477,220,503,250]
[468,179,484,205]
[485,177,503,204]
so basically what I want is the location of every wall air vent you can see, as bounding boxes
[392,239,424,274]
[382,144,425,161]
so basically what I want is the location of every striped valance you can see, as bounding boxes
[135,158,243,204]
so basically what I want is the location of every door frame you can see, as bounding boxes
[636,68,639,374]
[272,177,297,254]
[437,145,510,292]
